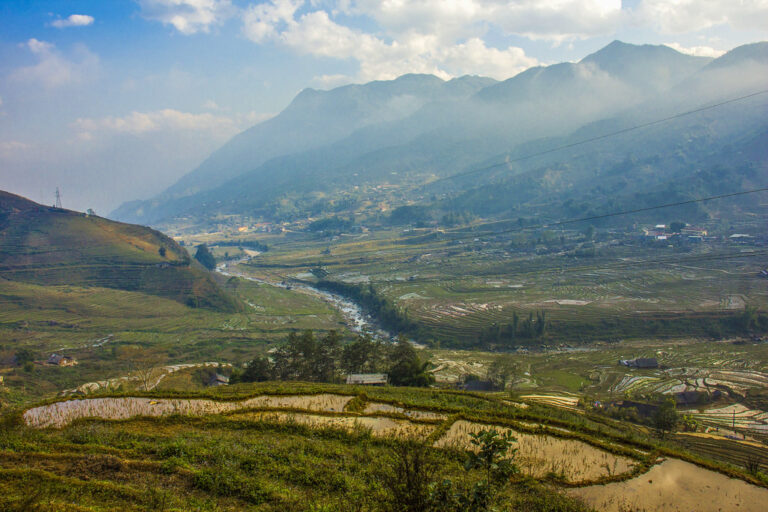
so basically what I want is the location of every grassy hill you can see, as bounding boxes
[0,190,238,312]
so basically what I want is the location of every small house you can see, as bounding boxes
[619,358,658,369]
[47,354,78,367]
[208,373,230,387]
[346,373,388,386]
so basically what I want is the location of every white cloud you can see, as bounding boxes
[664,42,726,58]
[0,141,31,157]
[635,0,768,34]
[342,0,624,44]
[11,39,98,89]
[72,108,273,140]
[137,0,234,34]
[202,99,221,110]
[51,14,95,28]
[243,2,539,81]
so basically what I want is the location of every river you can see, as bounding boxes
[216,258,394,340]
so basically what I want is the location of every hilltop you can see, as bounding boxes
[0,190,237,312]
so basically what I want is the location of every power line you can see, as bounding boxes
[425,88,768,186]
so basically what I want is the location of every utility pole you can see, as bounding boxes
[54,188,62,209]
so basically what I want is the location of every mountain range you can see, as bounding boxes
[111,41,768,229]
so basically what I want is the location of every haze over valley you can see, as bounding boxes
[1,2,768,511]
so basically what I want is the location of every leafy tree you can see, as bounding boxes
[653,398,678,438]
[158,246,167,257]
[237,357,274,383]
[316,330,342,382]
[465,429,519,486]
[194,244,216,270]
[342,333,386,374]
[388,339,434,387]
[486,356,517,390]
[14,349,36,366]
[380,440,439,512]
[670,221,686,233]
[272,330,318,381]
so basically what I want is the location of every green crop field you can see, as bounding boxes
[212,224,767,347]
[0,276,345,406]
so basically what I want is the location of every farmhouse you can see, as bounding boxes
[346,373,388,386]
[47,354,78,367]
[619,358,658,369]
[208,373,230,387]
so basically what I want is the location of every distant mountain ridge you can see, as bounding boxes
[111,40,767,228]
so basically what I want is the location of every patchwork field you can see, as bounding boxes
[219,225,768,346]
[0,277,344,406]
[5,384,768,511]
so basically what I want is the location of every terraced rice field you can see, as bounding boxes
[521,395,581,410]
[674,433,768,473]
[570,458,768,512]
[23,394,353,428]
[688,403,768,432]
[231,411,435,438]
[434,420,636,482]
[361,402,447,420]
[23,394,635,485]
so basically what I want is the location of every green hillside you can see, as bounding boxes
[0,190,238,312]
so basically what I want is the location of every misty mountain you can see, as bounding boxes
[139,74,495,200]
[111,41,766,228]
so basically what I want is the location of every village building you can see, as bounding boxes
[346,373,388,386]
[619,357,659,369]
[208,373,230,387]
[47,354,78,367]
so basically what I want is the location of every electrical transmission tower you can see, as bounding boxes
[55,188,62,209]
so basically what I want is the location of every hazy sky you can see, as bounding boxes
[1,0,767,214]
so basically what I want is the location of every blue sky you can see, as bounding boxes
[1,0,767,213]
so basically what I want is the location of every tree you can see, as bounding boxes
[388,339,434,387]
[238,356,274,383]
[670,221,686,233]
[380,439,440,512]
[158,246,167,258]
[272,330,318,381]
[342,334,375,374]
[194,244,216,270]
[465,429,519,486]
[316,330,342,382]
[653,398,678,438]
[14,349,36,366]
[486,356,517,390]
[342,333,387,374]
